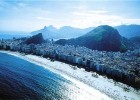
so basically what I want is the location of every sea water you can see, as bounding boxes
[0,52,111,100]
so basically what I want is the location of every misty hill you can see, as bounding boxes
[24,33,45,44]
[30,25,93,39]
[31,26,58,39]
[128,36,140,50]
[115,24,140,38]
[56,25,127,52]
[130,36,140,43]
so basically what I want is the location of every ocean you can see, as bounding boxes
[0,52,105,100]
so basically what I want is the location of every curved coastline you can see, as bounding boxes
[0,50,140,100]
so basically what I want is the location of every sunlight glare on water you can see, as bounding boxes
[0,52,112,100]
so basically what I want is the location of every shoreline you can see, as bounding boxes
[0,50,140,100]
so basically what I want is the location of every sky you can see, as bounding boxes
[0,0,140,32]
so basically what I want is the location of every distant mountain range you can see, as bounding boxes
[1,24,139,52]
[0,24,140,40]
[115,24,140,38]
[30,25,93,39]
[22,25,140,52]
[56,25,126,52]
[30,24,140,39]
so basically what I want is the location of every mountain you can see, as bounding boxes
[115,24,140,38]
[58,26,93,39]
[30,25,93,39]
[24,33,45,44]
[130,36,140,43]
[56,25,127,52]
[128,36,140,50]
[30,26,58,39]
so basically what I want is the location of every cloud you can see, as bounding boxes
[87,10,108,14]
[70,10,140,28]
[123,18,140,25]
[17,3,28,7]
[36,16,51,20]
[72,6,87,10]
[0,0,140,31]
[0,18,51,32]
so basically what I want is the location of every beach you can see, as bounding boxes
[0,50,140,100]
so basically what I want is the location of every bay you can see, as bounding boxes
[0,52,110,100]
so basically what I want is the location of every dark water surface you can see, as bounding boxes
[0,52,109,100]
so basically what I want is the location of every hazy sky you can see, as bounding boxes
[0,0,140,32]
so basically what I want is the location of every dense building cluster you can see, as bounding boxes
[0,39,140,88]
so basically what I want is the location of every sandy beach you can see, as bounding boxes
[0,50,140,100]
